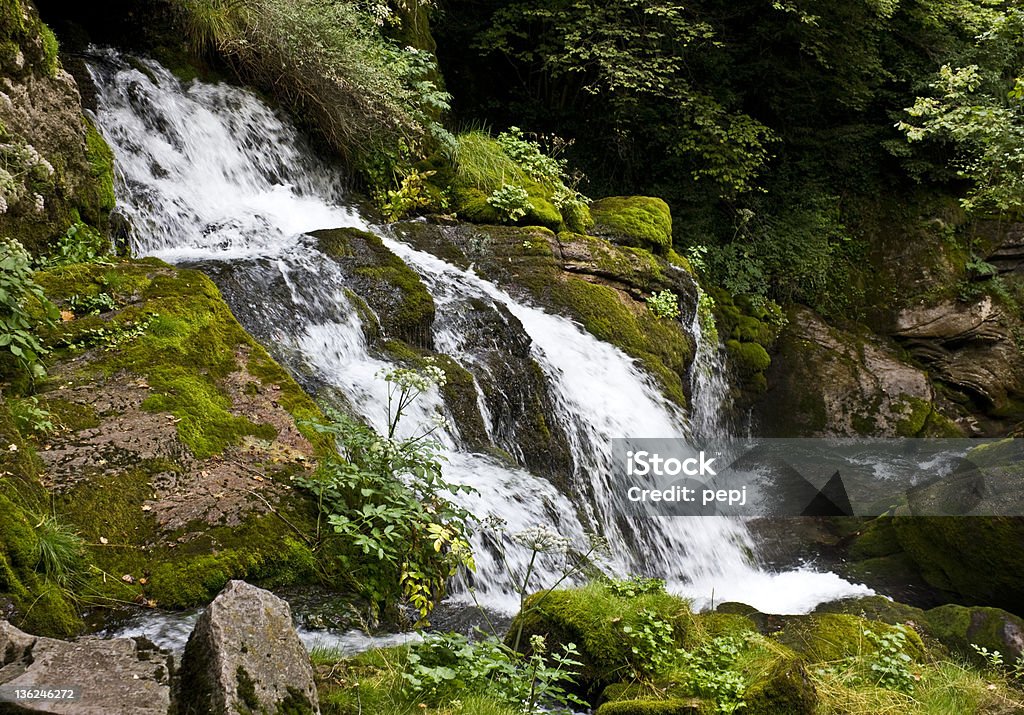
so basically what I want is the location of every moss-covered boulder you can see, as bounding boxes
[7,258,331,616]
[922,604,1024,663]
[595,699,701,715]
[889,516,1024,613]
[742,653,817,715]
[506,583,692,697]
[774,613,924,664]
[590,196,672,254]
[755,306,961,437]
[314,227,436,348]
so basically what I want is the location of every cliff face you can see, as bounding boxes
[0,0,114,256]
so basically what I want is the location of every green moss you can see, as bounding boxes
[37,397,101,431]
[506,583,692,696]
[775,613,924,664]
[848,517,902,560]
[59,461,318,608]
[38,21,57,76]
[596,700,700,715]
[741,654,816,715]
[237,666,261,712]
[893,396,932,437]
[590,197,673,254]
[525,191,562,229]
[142,374,277,459]
[452,185,505,224]
[922,604,1024,663]
[813,596,926,628]
[544,277,690,405]
[890,516,1024,610]
[315,227,436,344]
[725,340,771,375]
[0,492,82,636]
[81,118,117,222]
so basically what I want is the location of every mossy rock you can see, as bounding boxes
[590,196,673,254]
[813,596,926,628]
[847,517,902,560]
[774,613,924,664]
[27,259,329,611]
[725,340,771,376]
[922,604,1024,662]
[313,227,436,348]
[742,653,817,715]
[505,583,692,697]
[890,516,1024,612]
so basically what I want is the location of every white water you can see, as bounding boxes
[89,52,871,616]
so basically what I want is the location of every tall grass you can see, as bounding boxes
[32,513,86,590]
[172,0,449,182]
[449,131,527,192]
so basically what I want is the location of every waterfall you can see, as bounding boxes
[88,51,871,615]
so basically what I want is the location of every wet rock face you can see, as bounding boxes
[756,307,954,437]
[893,296,1024,424]
[0,620,173,714]
[176,580,319,715]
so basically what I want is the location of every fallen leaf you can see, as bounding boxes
[99,536,109,545]
[141,505,152,512]
[121,574,135,584]
[60,310,74,322]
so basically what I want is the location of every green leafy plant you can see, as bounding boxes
[607,575,667,598]
[404,632,584,714]
[646,289,681,320]
[677,635,749,713]
[59,313,159,352]
[864,627,916,693]
[9,396,56,434]
[38,221,109,268]
[622,608,677,677]
[496,127,565,185]
[487,184,531,222]
[68,292,117,316]
[0,238,58,379]
[298,360,475,624]
[376,168,440,222]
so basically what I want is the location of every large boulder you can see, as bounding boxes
[755,306,961,437]
[0,619,172,714]
[176,580,319,715]
[922,604,1024,663]
[589,196,673,254]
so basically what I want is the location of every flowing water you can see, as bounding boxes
[88,51,871,632]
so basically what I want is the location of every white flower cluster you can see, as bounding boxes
[379,357,448,391]
[512,525,571,554]
[0,141,54,215]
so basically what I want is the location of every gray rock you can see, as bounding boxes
[0,620,172,715]
[756,306,949,437]
[176,581,319,715]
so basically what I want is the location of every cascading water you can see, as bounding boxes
[88,50,871,618]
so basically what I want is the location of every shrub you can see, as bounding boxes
[298,361,475,623]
